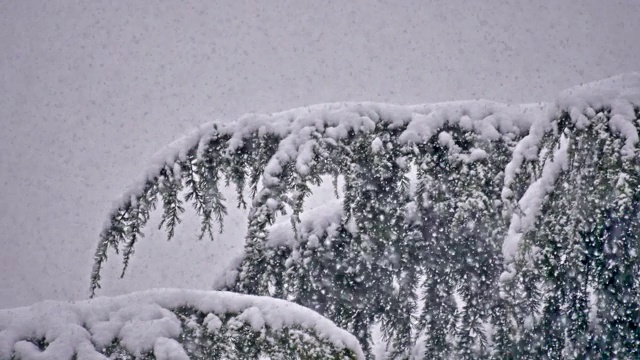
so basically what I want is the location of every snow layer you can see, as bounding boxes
[267,200,344,248]
[0,289,364,360]
[557,73,640,116]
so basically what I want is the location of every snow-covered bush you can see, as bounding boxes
[91,73,640,358]
[0,289,363,359]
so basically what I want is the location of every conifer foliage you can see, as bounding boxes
[91,74,640,358]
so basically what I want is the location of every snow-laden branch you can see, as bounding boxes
[0,289,364,360]
[91,100,545,296]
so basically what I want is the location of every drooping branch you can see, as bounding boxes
[91,101,543,297]
[1,289,365,360]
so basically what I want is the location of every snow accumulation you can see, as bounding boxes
[557,72,640,116]
[557,72,640,157]
[501,134,570,279]
[103,72,640,284]
[0,289,364,360]
[267,200,344,248]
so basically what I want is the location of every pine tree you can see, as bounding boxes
[90,75,640,359]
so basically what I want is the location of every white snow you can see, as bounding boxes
[557,72,640,158]
[266,200,345,249]
[0,289,364,360]
[210,253,244,291]
[204,313,223,333]
[371,137,384,153]
[153,337,189,360]
[235,306,266,331]
[501,107,554,205]
[437,131,455,148]
[467,148,488,162]
[501,134,570,278]
[609,113,639,158]
[557,73,640,117]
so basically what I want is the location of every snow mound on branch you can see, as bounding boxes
[0,289,364,360]
[501,134,570,276]
[267,200,344,248]
[557,72,640,157]
[557,72,640,116]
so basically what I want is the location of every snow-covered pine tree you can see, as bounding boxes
[91,74,640,359]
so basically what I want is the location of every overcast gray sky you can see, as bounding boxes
[1,0,639,309]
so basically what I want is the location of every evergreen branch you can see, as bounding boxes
[158,167,185,240]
